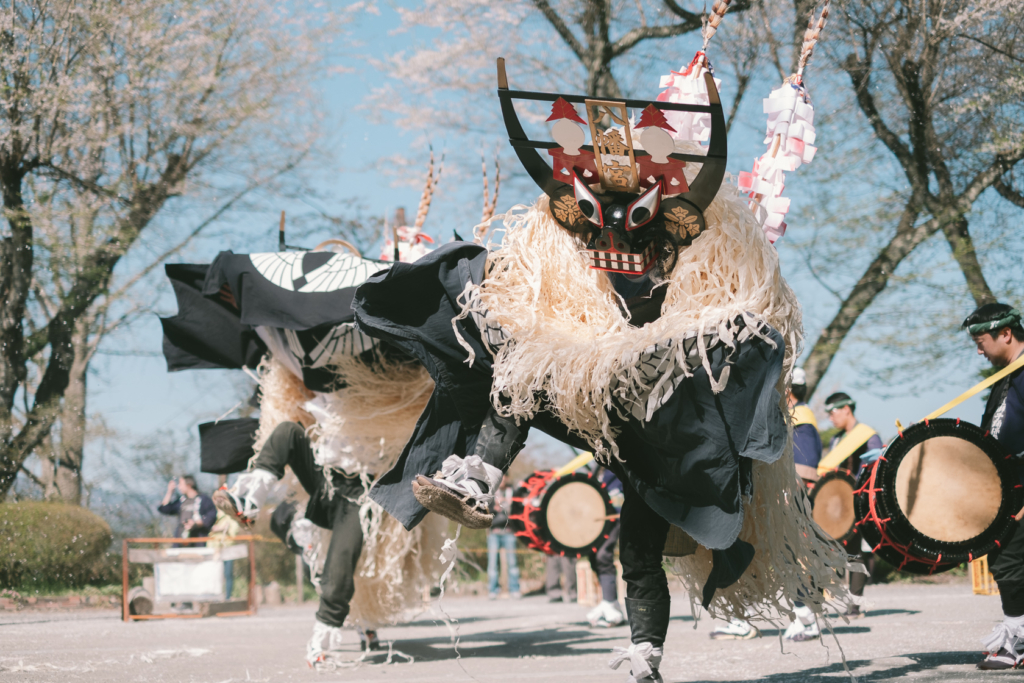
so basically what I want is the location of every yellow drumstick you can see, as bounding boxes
[552,451,595,478]
[921,353,1024,422]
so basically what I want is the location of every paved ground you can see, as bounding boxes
[0,581,1011,682]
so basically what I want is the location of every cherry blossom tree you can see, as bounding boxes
[0,0,346,500]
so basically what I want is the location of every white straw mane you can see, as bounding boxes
[460,169,801,458]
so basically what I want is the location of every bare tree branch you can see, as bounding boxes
[994,176,1024,208]
[529,0,586,61]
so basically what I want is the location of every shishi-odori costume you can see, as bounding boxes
[159,229,446,668]
[353,57,853,682]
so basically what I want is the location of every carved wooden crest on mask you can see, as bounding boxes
[496,58,728,274]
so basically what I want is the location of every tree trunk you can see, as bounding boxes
[942,216,996,307]
[55,316,91,504]
[0,165,34,493]
[802,207,928,397]
[37,435,60,500]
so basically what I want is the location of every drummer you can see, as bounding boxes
[780,368,825,641]
[963,303,1024,670]
[791,368,822,485]
[825,391,883,617]
[824,392,884,476]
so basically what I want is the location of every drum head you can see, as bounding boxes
[810,471,856,541]
[854,418,1023,573]
[546,482,608,549]
[894,435,1001,543]
[539,472,615,556]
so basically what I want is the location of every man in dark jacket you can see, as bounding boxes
[158,475,216,543]
[965,303,1024,670]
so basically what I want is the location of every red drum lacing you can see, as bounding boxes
[509,471,554,554]
[854,459,950,575]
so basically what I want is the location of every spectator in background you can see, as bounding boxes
[209,509,243,599]
[158,475,217,545]
[546,554,577,603]
[487,475,521,600]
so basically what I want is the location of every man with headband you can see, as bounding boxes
[964,303,1024,670]
[824,391,882,617]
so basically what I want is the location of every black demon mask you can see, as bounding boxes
[496,58,727,275]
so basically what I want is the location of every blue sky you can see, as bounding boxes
[83,1,992,486]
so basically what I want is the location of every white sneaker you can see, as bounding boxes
[609,642,663,683]
[589,600,626,628]
[213,469,277,526]
[411,455,503,529]
[306,619,344,668]
[783,619,820,641]
[710,618,759,640]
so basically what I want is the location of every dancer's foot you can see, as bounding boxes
[979,619,1024,670]
[978,648,1022,670]
[412,455,502,529]
[213,469,277,526]
[306,619,344,669]
[709,618,759,640]
[609,642,663,683]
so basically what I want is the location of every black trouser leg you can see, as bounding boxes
[590,520,621,602]
[255,422,362,627]
[252,422,321,496]
[315,495,364,628]
[473,408,530,473]
[618,476,670,646]
[991,519,1024,617]
[619,478,669,603]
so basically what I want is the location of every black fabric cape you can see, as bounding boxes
[161,252,393,391]
[353,242,788,602]
[199,418,261,474]
[203,250,386,330]
[160,263,267,371]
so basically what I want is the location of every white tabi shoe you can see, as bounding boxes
[609,642,664,683]
[412,455,503,529]
[212,468,277,527]
[979,618,1024,670]
[306,619,345,669]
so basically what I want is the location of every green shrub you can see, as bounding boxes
[0,502,113,589]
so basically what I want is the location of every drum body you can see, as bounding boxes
[509,470,616,557]
[853,418,1022,574]
[810,470,858,547]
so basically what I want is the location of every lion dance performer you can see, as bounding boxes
[159,170,451,668]
[351,44,853,683]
